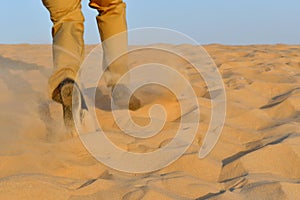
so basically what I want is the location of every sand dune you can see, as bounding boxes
[0,44,299,199]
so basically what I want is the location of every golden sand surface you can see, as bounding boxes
[0,44,299,199]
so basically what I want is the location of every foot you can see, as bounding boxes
[53,78,87,131]
[111,84,141,111]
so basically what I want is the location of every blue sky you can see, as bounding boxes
[0,0,299,45]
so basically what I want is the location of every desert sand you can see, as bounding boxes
[0,44,299,199]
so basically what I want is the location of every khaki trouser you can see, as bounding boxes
[42,0,128,99]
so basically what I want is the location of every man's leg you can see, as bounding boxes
[89,0,140,110]
[42,0,85,100]
[43,0,86,130]
[89,0,128,87]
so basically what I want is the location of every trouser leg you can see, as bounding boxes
[89,0,129,86]
[42,0,85,99]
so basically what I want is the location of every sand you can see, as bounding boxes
[0,44,299,199]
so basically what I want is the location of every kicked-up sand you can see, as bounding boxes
[0,44,299,199]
